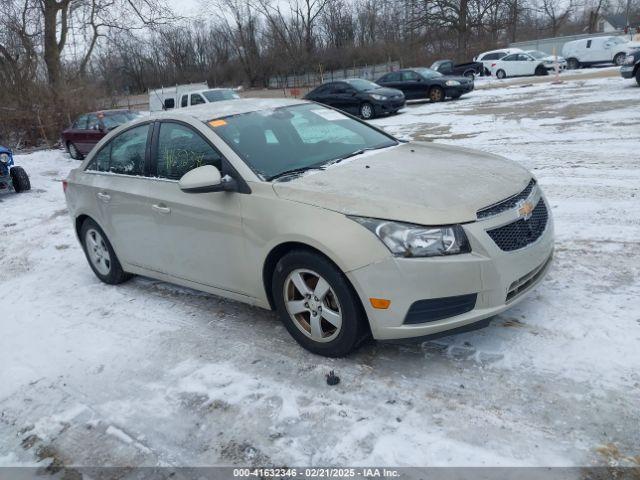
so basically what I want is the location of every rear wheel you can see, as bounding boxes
[67,142,83,160]
[636,68,640,87]
[463,70,475,78]
[567,58,580,70]
[496,69,506,79]
[359,102,374,120]
[10,166,30,193]
[80,218,131,285]
[272,250,369,357]
[614,52,626,66]
[429,86,445,102]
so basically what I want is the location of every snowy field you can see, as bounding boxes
[1,75,639,471]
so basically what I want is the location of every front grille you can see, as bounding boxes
[477,179,536,219]
[487,200,548,251]
[404,293,477,325]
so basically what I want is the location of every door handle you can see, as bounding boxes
[96,192,111,203]
[152,204,171,215]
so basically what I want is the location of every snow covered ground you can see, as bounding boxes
[1,75,639,470]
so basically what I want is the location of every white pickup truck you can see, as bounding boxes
[149,84,240,112]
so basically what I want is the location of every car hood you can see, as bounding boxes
[272,142,532,225]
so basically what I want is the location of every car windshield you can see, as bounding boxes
[202,89,240,102]
[609,37,627,45]
[344,79,380,91]
[208,103,398,180]
[101,111,143,130]
[413,68,443,79]
[528,51,547,59]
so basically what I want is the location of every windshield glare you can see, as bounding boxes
[528,51,547,59]
[344,79,380,91]
[203,89,240,102]
[208,103,397,180]
[414,68,443,79]
[101,111,143,129]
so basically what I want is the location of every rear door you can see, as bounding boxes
[144,120,247,293]
[81,123,157,270]
[401,70,424,99]
[81,114,106,156]
[66,114,89,150]
[377,72,403,93]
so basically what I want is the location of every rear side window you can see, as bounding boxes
[73,115,89,129]
[155,122,223,180]
[181,95,188,107]
[402,71,421,81]
[85,124,149,175]
[586,40,592,48]
[191,94,206,106]
[381,72,401,82]
[482,53,501,60]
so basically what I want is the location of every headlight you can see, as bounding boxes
[370,94,387,101]
[0,153,9,164]
[544,60,554,64]
[349,217,470,257]
[625,55,635,65]
[445,80,461,86]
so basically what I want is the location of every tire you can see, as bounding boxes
[496,69,506,79]
[535,65,548,76]
[451,93,462,100]
[80,218,131,285]
[272,249,369,357]
[614,52,626,66]
[67,142,83,160]
[567,58,580,70]
[463,70,475,78]
[428,86,445,102]
[359,102,374,120]
[636,68,640,87]
[10,166,31,193]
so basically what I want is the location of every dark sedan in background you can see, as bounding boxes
[304,78,405,119]
[62,109,143,159]
[376,68,474,102]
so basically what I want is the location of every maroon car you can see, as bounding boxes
[62,109,143,160]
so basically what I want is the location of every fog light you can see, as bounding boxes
[370,298,391,309]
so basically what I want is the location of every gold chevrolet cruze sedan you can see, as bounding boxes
[64,99,554,357]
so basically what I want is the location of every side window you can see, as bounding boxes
[586,40,592,48]
[164,98,175,110]
[156,122,223,180]
[86,145,110,172]
[402,71,421,81]
[331,83,349,94]
[73,114,88,129]
[191,94,205,106]
[502,54,517,61]
[109,124,150,175]
[87,114,100,130]
[181,95,188,107]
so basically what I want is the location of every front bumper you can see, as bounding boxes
[347,196,554,340]
[373,98,406,114]
[445,83,474,97]
[620,65,636,79]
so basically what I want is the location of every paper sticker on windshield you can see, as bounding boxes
[311,109,347,121]
[209,119,227,127]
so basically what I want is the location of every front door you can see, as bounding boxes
[145,121,247,295]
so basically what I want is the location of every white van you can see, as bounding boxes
[149,84,240,112]
[562,36,630,69]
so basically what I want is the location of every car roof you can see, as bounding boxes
[151,98,308,122]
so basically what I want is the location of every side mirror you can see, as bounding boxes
[179,165,237,193]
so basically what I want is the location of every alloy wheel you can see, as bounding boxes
[430,88,444,101]
[283,269,342,343]
[360,103,373,119]
[69,143,79,159]
[85,228,112,275]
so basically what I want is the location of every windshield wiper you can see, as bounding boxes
[268,166,326,181]
[325,144,394,167]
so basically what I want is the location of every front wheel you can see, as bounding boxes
[272,250,369,357]
[614,52,626,66]
[496,69,506,79]
[80,218,131,285]
[10,166,31,193]
[535,65,548,76]
[359,102,374,120]
[429,86,445,102]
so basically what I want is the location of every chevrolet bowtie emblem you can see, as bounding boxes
[518,200,534,220]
